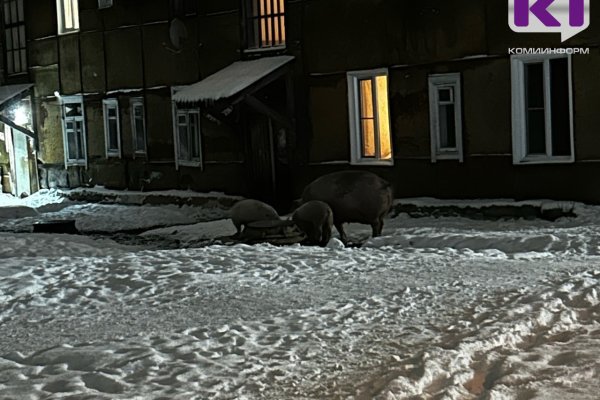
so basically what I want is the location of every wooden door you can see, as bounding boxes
[248,114,276,203]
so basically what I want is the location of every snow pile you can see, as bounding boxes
[0,205,38,221]
[0,203,229,233]
[0,187,237,234]
[0,189,66,209]
[64,186,242,206]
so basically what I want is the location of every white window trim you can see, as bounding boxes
[130,97,147,156]
[171,88,202,169]
[174,109,202,168]
[60,95,87,168]
[102,98,121,158]
[511,54,575,165]
[428,73,464,163]
[347,68,394,166]
[56,0,80,35]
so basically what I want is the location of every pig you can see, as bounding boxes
[292,200,334,247]
[229,199,280,235]
[301,171,393,243]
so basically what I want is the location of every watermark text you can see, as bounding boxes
[508,47,590,55]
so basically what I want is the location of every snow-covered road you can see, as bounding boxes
[0,190,599,399]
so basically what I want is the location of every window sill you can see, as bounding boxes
[433,153,462,162]
[58,29,80,36]
[350,159,394,167]
[66,161,86,167]
[178,160,203,168]
[514,156,574,165]
[243,45,286,55]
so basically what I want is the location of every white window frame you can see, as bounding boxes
[60,95,87,167]
[428,73,463,163]
[347,68,394,166]
[130,97,147,156]
[511,54,574,165]
[171,101,202,170]
[56,0,79,35]
[102,98,121,158]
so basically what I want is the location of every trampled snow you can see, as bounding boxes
[0,190,599,399]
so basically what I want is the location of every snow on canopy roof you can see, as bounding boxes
[0,83,33,107]
[173,56,294,103]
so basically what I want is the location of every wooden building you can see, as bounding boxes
[297,1,600,204]
[1,0,599,206]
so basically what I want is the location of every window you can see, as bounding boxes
[245,0,286,50]
[174,109,202,166]
[3,0,27,75]
[511,54,574,164]
[130,98,146,155]
[347,69,393,165]
[428,73,463,162]
[61,96,86,166]
[56,0,79,34]
[102,99,121,158]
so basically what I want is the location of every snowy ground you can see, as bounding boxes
[0,189,599,399]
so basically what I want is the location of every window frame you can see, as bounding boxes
[347,68,394,166]
[2,0,27,76]
[60,95,87,167]
[171,103,202,169]
[511,53,574,165]
[428,73,464,163]
[56,0,79,35]
[130,97,147,157]
[242,0,286,52]
[102,98,121,158]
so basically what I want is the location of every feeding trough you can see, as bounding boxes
[240,219,305,245]
[33,220,79,234]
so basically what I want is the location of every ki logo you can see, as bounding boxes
[509,0,590,42]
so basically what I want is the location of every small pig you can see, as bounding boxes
[292,200,334,247]
[230,199,280,235]
[302,171,393,243]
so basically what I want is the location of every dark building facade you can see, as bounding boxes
[1,0,600,205]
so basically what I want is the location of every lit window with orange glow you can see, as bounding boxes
[348,70,393,165]
[246,0,286,50]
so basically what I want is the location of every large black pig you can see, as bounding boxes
[301,171,393,244]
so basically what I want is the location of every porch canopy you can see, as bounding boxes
[0,83,33,107]
[173,55,295,105]
[0,83,36,140]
